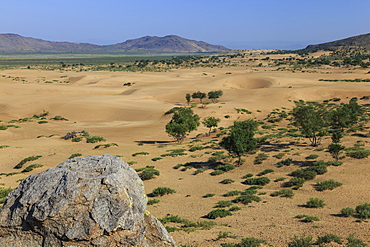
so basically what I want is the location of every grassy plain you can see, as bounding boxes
[0,50,370,246]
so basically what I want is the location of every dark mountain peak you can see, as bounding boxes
[306,33,370,50]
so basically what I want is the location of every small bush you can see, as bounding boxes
[288,235,315,247]
[161,149,187,157]
[215,164,235,172]
[346,149,370,159]
[0,187,13,204]
[37,120,48,124]
[94,143,118,149]
[306,198,326,208]
[203,193,215,198]
[72,136,84,142]
[147,199,160,205]
[270,189,294,198]
[173,163,183,169]
[151,187,176,197]
[340,207,356,217]
[220,179,234,184]
[223,190,243,197]
[305,154,319,160]
[193,168,207,175]
[243,177,270,186]
[189,145,204,152]
[242,173,253,179]
[326,161,343,166]
[215,200,233,208]
[273,153,285,159]
[69,153,82,159]
[229,206,241,211]
[21,163,43,173]
[355,203,370,219]
[0,125,8,130]
[233,194,261,205]
[132,152,150,157]
[316,234,342,245]
[86,136,106,143]
[290,169,317,180]
[315,179,342,191]
[277,158,293,167]
[151,157,162,161]
[14,155,42,169]
[136,166,160,180]
[254,153,268,164]
[206,209,232,219]
[210,170,225,176]
[274,177,286,182]
[346,234,368,247]
[257,169,274,176]
[50,115,68,121]
[284,177,306,188]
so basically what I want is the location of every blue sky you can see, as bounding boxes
[1,0,369,50]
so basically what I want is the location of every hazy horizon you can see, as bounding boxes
[1,0,369,50]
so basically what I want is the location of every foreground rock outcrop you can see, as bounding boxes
[0,154,176,247]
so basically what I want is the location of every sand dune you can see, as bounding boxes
[1,65,370,246]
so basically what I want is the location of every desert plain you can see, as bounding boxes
[0,52,370,246]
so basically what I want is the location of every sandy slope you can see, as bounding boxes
[0,65,370,246]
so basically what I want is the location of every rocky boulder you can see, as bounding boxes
[0,154,176,247]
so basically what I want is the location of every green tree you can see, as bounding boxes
[185,93,191,105]
[291,105,327,146]
[192,91,207,104]
[165,107,200,143]
[202,116,221,136]
[208,90,223,103]
[220,120,258,165]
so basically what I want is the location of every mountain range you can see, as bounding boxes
[0,34,229,53]
[306,33,370,50]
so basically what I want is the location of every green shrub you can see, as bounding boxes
[215,164,235,172]
[151,157,162,161]
[273,153,285,159]
[290,169,317,180]
[308,161,328,175]
[0,145,9,149]
[193,168,207,175]
[355,203,370,219]
[220,179,234,184]
[340,207,356,217]
[242,173,253,179]
[50,115,68,121]
[147,199,160,205]
[316,234,342,245]
[173,163,183,169]
[295,215,320,223]
[215,200,233,208]
[14,155,42,169]
[284,177,306,188]
[206,209,232,219]
[229,206,241,211]
[72,136,84,142]
[315,179,342,191]
[277,158,293,167]
[132,152,150,157]
[161,149,187,157]
[270,189,294,198]
[151,187,176,197]
[203,193,215,198]
[346,234,368,247]
[233,194,261,205]
[326,161,343,166]
[0,187,13,204]
[188,145,204,152]
[274,177,286,182]
[257,169,274,176]
[288,235,315,247]
[69,153,82,159]
[86,136,106,143]
[234,237,269,247]
[243,177,270,186]
[21,163,43,173]
[306,198,326,208]
[94,143,118,149]
[136,166,160,180]
[210,170,225,176]
[0,125,8,130]
[223,190,243,197]
[305,154,319,160]
[37,120,48,124]
[346,149,370,159]
[254,153,268,164]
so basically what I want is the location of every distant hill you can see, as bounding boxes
[0,34,229,53]
[306,33,370,50]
